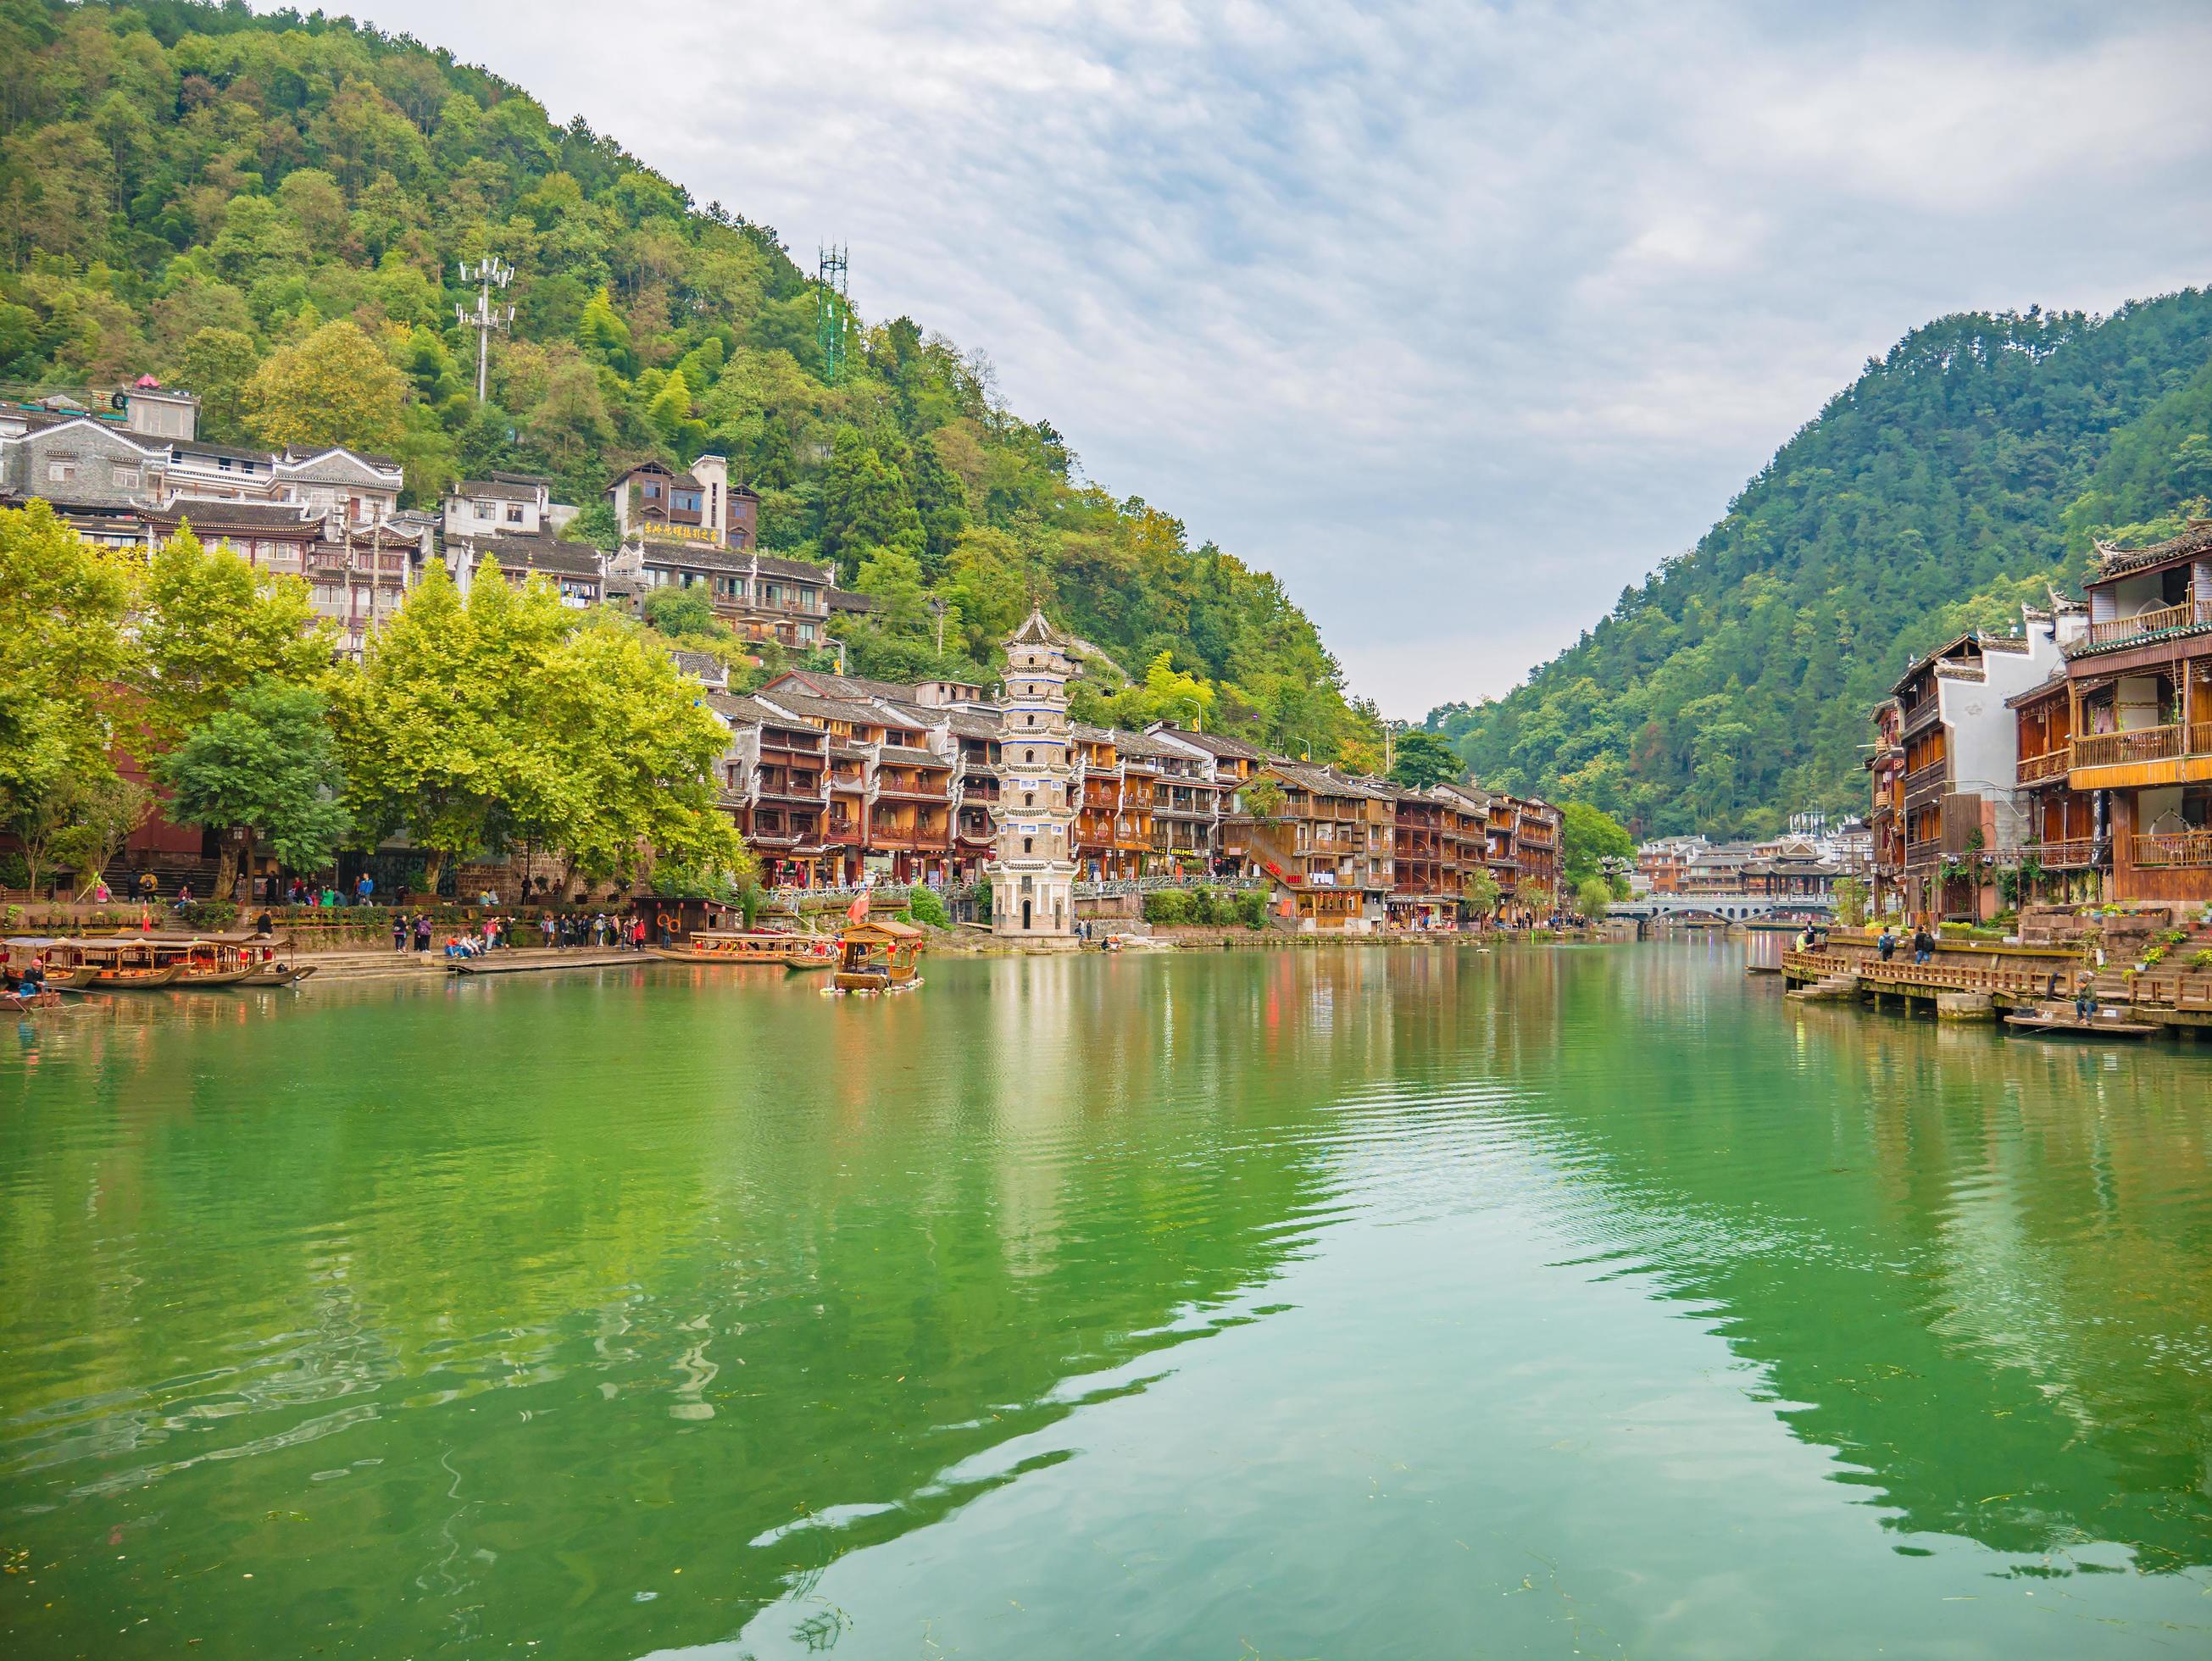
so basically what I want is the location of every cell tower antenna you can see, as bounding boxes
[816,244,848,382]
[455,257,515,403]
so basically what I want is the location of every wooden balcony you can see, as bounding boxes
[2133,830,2212,869]
[2064,723,2212,788]
[2081,597,2212,652]
[2075,725,2181,768]
[1902,758,1948,794]
[2020,839,2098,870]
[2016,748,2070,786]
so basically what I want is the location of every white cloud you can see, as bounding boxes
[296,0,2212,714]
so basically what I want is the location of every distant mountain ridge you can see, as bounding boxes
[1433,292,2212,836]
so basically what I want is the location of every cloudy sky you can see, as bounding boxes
[331,0,2212,714]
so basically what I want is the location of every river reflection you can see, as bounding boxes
[3,943,2209,1658]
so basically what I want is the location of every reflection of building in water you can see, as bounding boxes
[987,955,1082,1275]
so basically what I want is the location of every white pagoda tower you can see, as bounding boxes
[987,608,1078,936]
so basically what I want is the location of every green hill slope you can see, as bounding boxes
[0,0,1376,759]
[1435,295,2212,837]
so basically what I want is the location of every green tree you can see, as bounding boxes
[50,775,154,900]
[1461,867,1501,919]
[1575,876,1615,919]
[820,429,920,582]
[242,319,409,453]
[156,682,352,900]
[1832,875,1869,929]
[1388,730,1460,790]
[640,586,720,640]
[175,326,262,441]
[1559,800,1634,890]
[336,562,552,895]
[133,525,332,749]
[525,619,748,885]
[0,503,134,846]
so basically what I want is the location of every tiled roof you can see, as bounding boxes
[877,744,948,766]
[148,501,322,531]
[169,439,275,464]
[942,709,1001,740]
[827,588,876,613]
[1108,727,1172,758]
[1148,724,1266,760]
[707,692,792,727]
[668,649,727,684]
[753,553,832,582]
[767,669,917,703]
[455,477,541,502]
[763,689,892,728]
[2091,519,2212,579]
[467,539,603,579]
[634,540,752,573]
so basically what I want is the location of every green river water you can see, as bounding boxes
[3,941,2211,1658]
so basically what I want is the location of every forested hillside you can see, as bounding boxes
[0,0,1379,761]
[1435,296,2212,836]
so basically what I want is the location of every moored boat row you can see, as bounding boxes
[4,933,315,996]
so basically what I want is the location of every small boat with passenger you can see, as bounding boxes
[831,918,925,993]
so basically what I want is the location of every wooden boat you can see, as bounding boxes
[782,937,838,973]
[238,961,317,986]
[142,933,264,987]
[71,941,182,990]
[832,918,925,992]
[2005,1005,2159,1040]
[3,938,93,988]
[649,929,813,966]
[1,988,64,1012]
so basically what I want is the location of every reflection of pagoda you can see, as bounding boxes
[986,609,1078,936]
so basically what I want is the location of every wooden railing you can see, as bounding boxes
[1903,758,1948,793]
[1783,948,2069,998]
[2132,831,2212,869]
[2193,721,2212,758]
[2016,748,2070,785]
[2084,597,2212,650]
[2072,725,2181,769]
[2019,839,2098,869]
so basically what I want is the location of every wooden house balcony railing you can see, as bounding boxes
[2193,720,2212,758]
[2020,839,2099,870]
[2133,830,2212,869]
[1903,758,1948,793]
[2082,597,2212,651]
[2016,748,2070,786]
[2072,726,2181,769]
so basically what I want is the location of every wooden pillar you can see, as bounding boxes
[2112,790,2137,901]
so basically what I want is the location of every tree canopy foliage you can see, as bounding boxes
[1434,297,2212,836]
[0,0,1376,763]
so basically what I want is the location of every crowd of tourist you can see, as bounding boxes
[390,909,653,958]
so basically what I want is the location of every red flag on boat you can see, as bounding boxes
[848,889,870,925]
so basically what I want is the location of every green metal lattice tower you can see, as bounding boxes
[816,244,848,382]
